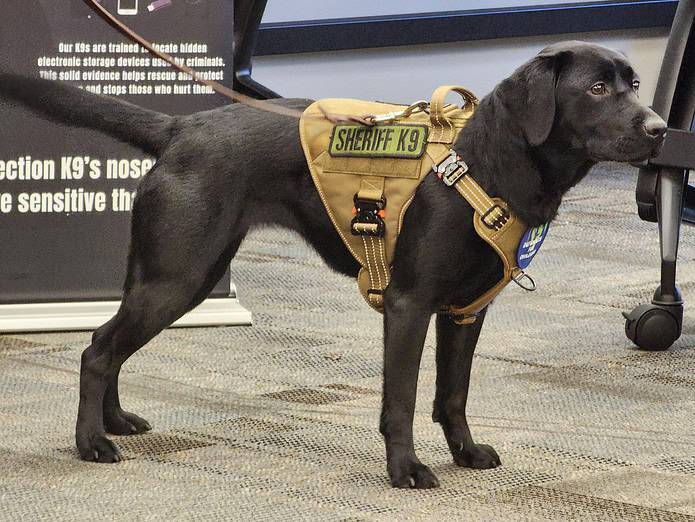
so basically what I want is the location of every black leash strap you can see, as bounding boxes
[81,0,373,124]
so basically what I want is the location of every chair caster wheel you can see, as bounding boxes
[624,303,682,351]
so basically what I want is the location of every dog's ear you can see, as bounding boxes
[498,49,570,146]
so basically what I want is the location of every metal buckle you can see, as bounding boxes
[442,163,468,186]
[434,150,469,186]
[481,204,510,230]
[351,195,386,237]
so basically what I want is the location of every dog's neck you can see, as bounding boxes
[454,93,595,226]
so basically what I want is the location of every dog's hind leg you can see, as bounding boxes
[76,235,243,462]
[100,236,243,437]
[76,170,247,462]
[77,283,191,462]
[432,308,501,469]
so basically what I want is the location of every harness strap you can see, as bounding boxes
[357,176,386,202]
[356,177,389,308]
[454,177,495,215]
[453,176,511,231]
[445,175,521,324]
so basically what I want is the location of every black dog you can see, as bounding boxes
[0,41,665,488]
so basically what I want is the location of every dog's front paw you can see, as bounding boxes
[452,443,501,469]
[76,430,123,463]
[388,459,440,489]
[104,408,152,436]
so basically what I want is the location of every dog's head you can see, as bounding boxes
[498,41,666,162]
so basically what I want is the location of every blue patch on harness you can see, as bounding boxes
[516,223,549,269]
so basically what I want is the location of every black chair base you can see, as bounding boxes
[628,0,695,350]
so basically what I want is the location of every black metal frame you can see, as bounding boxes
[255,1,677,56]
[233,0,278,99]
[625,0,695,350]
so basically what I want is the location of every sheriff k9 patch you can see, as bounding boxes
[328,124,428,159]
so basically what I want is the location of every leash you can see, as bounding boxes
[82,0,373,125]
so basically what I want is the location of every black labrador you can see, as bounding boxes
[0,41,666,488]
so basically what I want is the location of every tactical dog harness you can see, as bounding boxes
[300,86,546,324]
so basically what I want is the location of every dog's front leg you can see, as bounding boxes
[380,290,439,489]
[432,309,501,469]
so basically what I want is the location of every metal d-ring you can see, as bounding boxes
[512,268,536,292]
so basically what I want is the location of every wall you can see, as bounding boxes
[263,0,609,22]
[253,27,668,105]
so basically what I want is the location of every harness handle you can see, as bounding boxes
[428,86,479,144]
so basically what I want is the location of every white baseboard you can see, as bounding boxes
[0,297,252,333]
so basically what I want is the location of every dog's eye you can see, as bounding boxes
[590,82,608,96]
[632,79,641,91]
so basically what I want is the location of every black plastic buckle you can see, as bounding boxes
[481,204,510,230]
[351,195,386,237]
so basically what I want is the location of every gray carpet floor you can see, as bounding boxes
[1,163,695,521]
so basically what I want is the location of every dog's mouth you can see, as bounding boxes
[589,135,665,163]
[627,140,665,163]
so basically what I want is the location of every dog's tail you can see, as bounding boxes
[0,73,174,156]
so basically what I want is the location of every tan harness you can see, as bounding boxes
[300,86,533,324]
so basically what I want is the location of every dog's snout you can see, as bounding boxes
[644,116,667,139]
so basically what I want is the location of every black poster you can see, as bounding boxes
[0,0,234,303]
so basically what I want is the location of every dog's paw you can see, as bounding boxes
[76,431,123,463]
[104,408,152,436]
[388,461,440,489]
[452,443,501,469]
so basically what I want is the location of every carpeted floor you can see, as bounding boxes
[1,163,695,521]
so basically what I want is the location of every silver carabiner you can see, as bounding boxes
[368,100,430,124]
[400,100,430,118]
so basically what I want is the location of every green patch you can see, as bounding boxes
[328,124,428,159]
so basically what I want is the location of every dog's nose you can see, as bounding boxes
[644,116,667,139]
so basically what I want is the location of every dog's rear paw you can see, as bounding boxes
[452,443,501,469]
[389,461,440,489]
[76,431,123,463]
[104,408,152,436]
